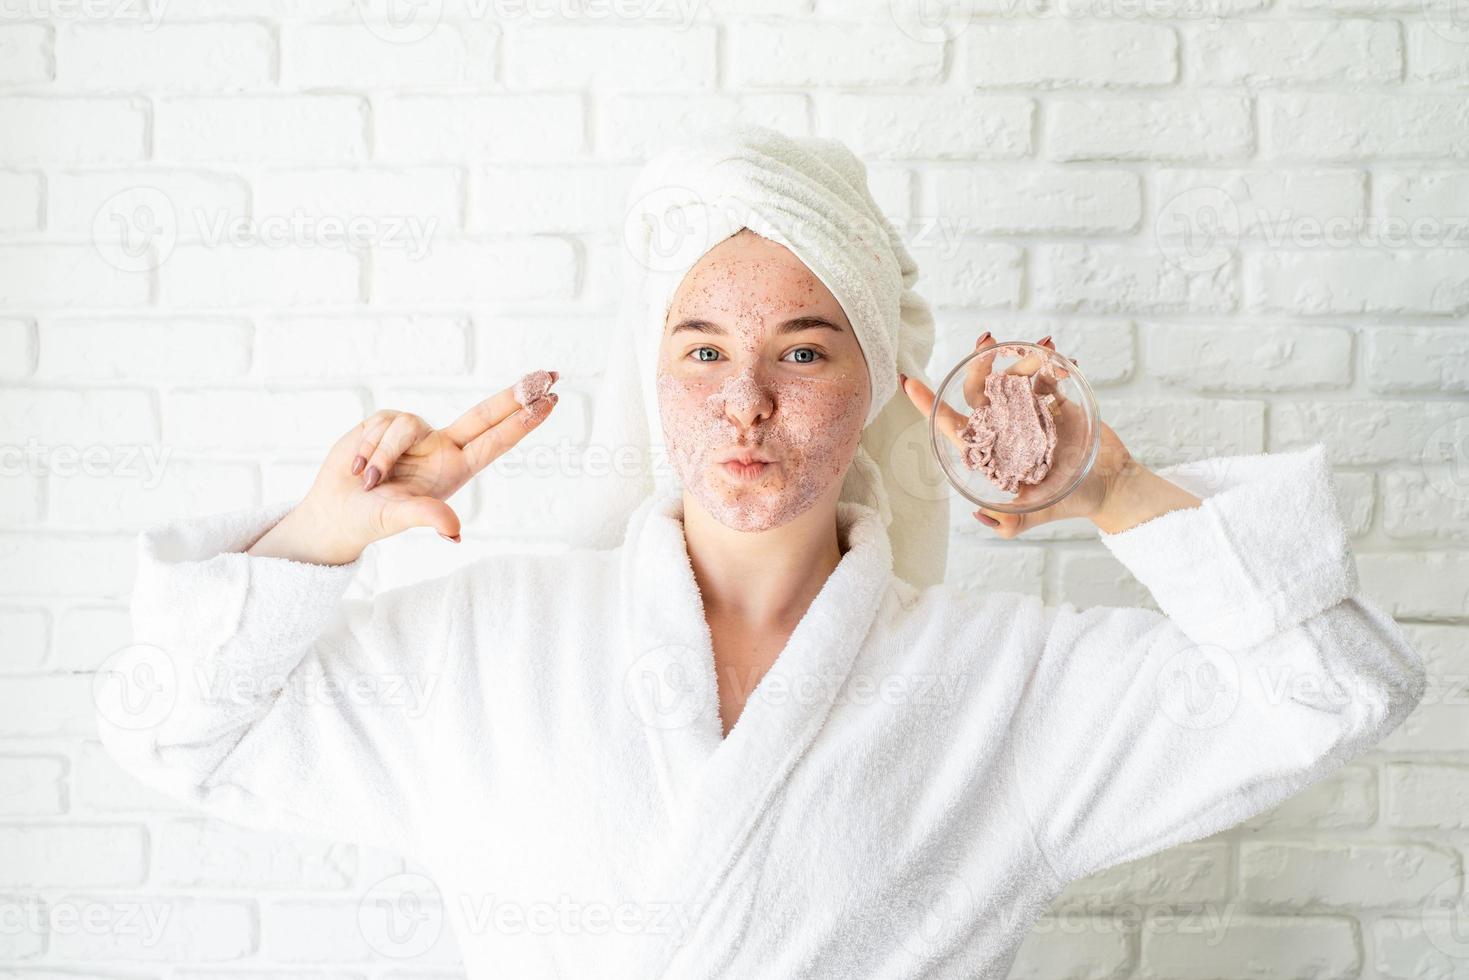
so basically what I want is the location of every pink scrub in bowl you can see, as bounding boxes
[929,341,1101,515]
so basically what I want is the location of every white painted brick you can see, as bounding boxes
[905,241,1023,309]
[0,24,51,85]
[0,171,42,231]
[0,756,66,814]
[1263,93,1469,159]
[823,94,1033,161]
[163,388,368,452]
[258,316,471,378]
[161,245,361,307]
[58,23,273,90]
[1385,762,1469,828]
[157,97,368,164]
[1104,397,1266,464]
[922,169,1140,235]
[1058,549,1156,610]
[1035,244,1238,314]
[74,740,190,813]
[376,94,585,163]
[55,606,130,672]
[1373,171,1469,244]
[476,314,606,379]
[1185,20,1401,85]
[0,318,34,376]
[0,893,45,958]
[471,164,638,233]
[372,237,577,305]
[964,22,1176,87]
[928,315,1135,390]
[0,387,156,445]
[1060,843,1229,905]
[1382,469,1469,541]
[167,0,353,12]
[50,460,259,530]
[1379,623,1469,754]
[1143,322,1352,391]
[1153,169,1366,241]
[157,819,354,889]
[1271,399,1465,464]
[47,169,249,237]
[728,21,941,87]
[1240,842,1457,909]
[1375,916,1469,980]
[253,168,461,230]
[285,22,497,88]
[36,318,252,380]
[598,94,811,158]
[0,535,134,597]
[1406,22,1469,83]
[0,607,48,671]
[0,97,146,164]
[1246,250,1469,316]
[49,895,256,961]
[0,471,42,525]
[1009,919,1131,978]
[0,244,151,308]
[1241,765,1377,829]
[508,24,717,90]
[0,826,145,886]
[1358,552,1469,620]
[1142,915,1359,976]
[1048,96,1252,161]
[944,543,1045,597]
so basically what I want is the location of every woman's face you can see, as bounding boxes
[656,229,872,533]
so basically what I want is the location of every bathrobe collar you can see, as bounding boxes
[615,486,895,973]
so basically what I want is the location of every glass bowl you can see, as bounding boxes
[929,340,1101,514]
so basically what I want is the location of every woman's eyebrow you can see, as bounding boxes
[669,316,845,336]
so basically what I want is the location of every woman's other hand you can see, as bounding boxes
[247,371,560,564]
[901,336,1137,539]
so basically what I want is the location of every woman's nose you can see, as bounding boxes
[720,366,774,427]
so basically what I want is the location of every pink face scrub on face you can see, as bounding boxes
[657,362,867,534]
[959,364,1059,494]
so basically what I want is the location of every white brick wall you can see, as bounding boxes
[0,2,1464,977]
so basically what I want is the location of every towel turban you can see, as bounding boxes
[561,123,949,590]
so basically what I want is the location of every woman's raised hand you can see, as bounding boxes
[902,336,1135,539]
[247,371,560,565]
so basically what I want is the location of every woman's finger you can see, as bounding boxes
[350,410,397,476]
[901,374,971,451]
[380,495,462,541]
[963,333,998,408]
[461,391,560,475]
[444,370,560,449]
[363,412,432,491]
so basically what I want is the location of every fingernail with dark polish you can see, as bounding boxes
[438,532,461,543]
[976,511,1000,527]
[351,455,366,475]
[1037,335,1052,347]
[899,372,909,387]
[363,465,380,491]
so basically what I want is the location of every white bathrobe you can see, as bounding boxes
[100,442,1426,979]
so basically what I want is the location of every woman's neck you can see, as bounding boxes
[681,492,846,629]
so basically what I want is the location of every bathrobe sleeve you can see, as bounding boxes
[1007,442,1427,886]
[97,500,466,856]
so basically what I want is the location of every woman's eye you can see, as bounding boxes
[784,348,823,364]
[691,347,720,362]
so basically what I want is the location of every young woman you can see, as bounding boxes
[101,128,1426,978]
